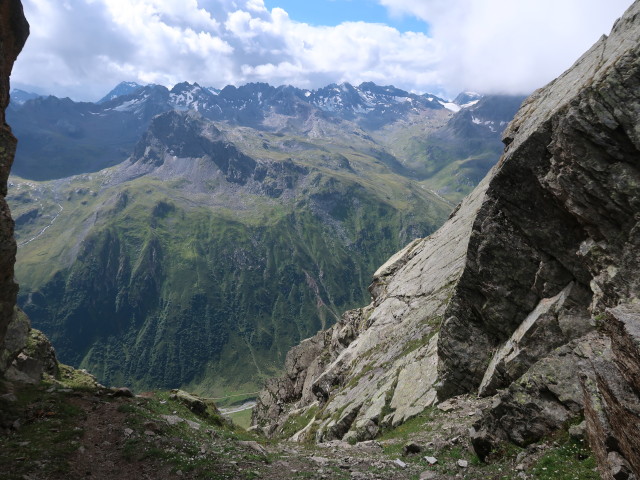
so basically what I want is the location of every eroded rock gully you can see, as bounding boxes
[254,2,640,478]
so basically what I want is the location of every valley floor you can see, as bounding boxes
[0,372,599,480]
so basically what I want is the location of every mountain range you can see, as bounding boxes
[7,81,524,395]
[2,1,640,478]
[8,82,522,197]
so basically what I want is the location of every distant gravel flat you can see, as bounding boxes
[219,401,256,415]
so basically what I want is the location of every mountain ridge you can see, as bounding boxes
[97,81,144,103]
[8,80,525,205]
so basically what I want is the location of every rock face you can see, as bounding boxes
[583,305,640,479]
[253,2,640,478]
[253,177,490,442]
[0,2,55,389]
[0,0,29,375]
[4,319,59,384]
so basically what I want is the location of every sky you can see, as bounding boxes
[261,0,428,32]
[11,0,633,102]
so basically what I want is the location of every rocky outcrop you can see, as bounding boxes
[4,318,59,384]
[0,305,28,371]
[253,2,640,478]
[123,109,310,195]
[583,305,640,479]
[0,0,28,375]
[477,282,593,397]
[170,389,221,417]
[0,4,53,387]
[470,332,605,456]
[253,180,490,440]
[439,2,640,396]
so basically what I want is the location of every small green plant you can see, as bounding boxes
[0,383,85,479]
[116,403,138,414]
[55,364,100,391]
[530,439,598,480]
[399,330,437,357]
[280,405,318,438]
[377,406,439,455]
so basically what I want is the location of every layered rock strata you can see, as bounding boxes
[0,0,28,374]
[254,2,640,478]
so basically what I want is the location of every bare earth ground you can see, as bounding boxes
[0,377,599,480]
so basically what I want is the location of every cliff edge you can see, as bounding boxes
[0,0,29,373]
[253,2,640,478]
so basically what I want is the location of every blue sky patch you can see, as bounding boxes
[263,0,429,33]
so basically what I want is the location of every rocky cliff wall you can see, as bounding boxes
[253,2,640,478]
[0,0,28,373]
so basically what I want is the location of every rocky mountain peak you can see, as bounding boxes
[453,91,482,106]
[218,81,276,101]
[131,110,214,165]
[358,81,409,97]
[8,88,40,105]
[128,109,262,187]
[169,81,216,111]
[97,80,144,104]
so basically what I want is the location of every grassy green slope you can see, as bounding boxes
[372,120,504,202]
[10,132,450,395]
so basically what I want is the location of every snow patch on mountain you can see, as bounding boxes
[461,99,480,108]
[439,101,461,112]
[10,89,42,105]
[98,81,144,104]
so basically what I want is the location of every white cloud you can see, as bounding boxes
[378,0,633,94]
[10,0,633,101]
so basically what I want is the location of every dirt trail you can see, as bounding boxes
[64,395,178,480]
[2,381,594,480]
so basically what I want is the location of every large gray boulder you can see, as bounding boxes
[5,324,59,384]
[253,2,640,478]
